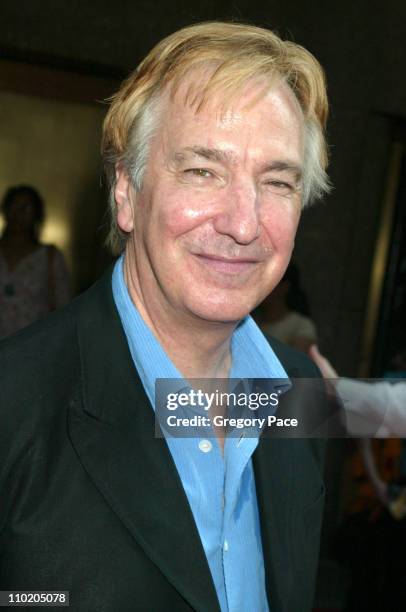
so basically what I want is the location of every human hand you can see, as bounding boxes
[309,344,339,379]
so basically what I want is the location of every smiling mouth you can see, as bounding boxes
[193,253,260,274]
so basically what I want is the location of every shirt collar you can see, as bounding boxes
[112,255,290,406]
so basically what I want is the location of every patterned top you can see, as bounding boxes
[0,245,70,339]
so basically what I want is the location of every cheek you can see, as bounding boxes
[261,203,301,251]
[153,187,218,238]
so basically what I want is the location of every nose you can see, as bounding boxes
[212,181,260,245]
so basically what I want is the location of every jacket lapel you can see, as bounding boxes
[68,271,220,612]
[253,354,325,612]
[253,439,294,612]
[253,359,309,612]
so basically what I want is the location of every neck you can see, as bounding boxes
[123,255,237,379]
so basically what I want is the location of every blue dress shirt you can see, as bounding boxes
[112,256,289,612]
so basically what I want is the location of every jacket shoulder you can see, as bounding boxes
[0,270,113,442]
[265,333,322,378]
[264,334,327,467]
[0,266,114,380]
[0,270,116,531]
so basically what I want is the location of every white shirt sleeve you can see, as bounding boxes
[336,379,406,437]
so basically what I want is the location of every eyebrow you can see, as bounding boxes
[173,146,238,164]
[173,146,302,181]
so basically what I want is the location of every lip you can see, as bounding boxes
[193,253,260,274]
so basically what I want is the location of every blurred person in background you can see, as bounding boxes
[310,344,406,437]
[255,261,318,352]
[0,185,70,338]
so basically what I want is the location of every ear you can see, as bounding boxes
[114,165,135,233]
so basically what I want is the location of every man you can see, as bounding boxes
[0,22,330,612]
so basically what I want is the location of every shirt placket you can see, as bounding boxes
[221,432,259,611]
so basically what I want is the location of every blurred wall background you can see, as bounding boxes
[0,89,107,291]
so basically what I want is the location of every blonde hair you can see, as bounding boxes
[102,21,330,254]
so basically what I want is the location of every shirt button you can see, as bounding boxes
[199,439,212,453]
[223,540,229,552]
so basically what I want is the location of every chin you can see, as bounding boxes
[187,294,255,325]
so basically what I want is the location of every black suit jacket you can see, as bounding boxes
[0,269,325,612]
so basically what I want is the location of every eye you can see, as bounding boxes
[264,179,295,196]
[184,168,214,178]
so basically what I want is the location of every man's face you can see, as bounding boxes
[117,77,304,324]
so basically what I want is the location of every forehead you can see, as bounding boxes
[154,74,304,162]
